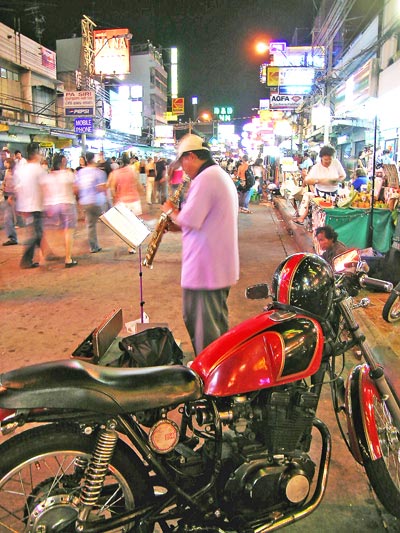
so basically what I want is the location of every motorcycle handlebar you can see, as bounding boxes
[359,274,393,293]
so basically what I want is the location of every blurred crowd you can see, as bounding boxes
[0,144,185,269]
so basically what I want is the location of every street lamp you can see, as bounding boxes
[255,42,269,55]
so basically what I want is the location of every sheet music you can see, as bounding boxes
[100,203,151,248]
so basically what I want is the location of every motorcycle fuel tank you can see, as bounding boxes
[191,309,324,397]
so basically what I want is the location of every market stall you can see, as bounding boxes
[312,205,394,253]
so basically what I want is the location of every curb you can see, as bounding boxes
[273,197,315,254]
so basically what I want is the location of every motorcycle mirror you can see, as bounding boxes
[245,283,269,300]
[332,249,360,273]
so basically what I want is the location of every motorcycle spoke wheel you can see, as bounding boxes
[0,424,153,532]
[382,291,400,323]
[363,396,400,518]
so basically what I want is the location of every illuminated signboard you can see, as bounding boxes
[271,45,325,68]
[172,97,184,114]
[155,125,174,138]
[94,28,131,76]
[267,67,315,87]
[269,92,304,109]
[213,106,233,122]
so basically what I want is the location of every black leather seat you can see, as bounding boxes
[0,360,203,414]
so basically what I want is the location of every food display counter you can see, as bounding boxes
[312,206,394,253]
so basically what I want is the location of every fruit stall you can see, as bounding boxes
[311,189,398,254]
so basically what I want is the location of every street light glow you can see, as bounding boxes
[255,42,269,54]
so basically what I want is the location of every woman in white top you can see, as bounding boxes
[41,153,78,267]
[305,145,345,198]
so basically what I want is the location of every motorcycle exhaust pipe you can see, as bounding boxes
[252,418,331,533]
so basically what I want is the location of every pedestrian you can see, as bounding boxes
[0,148,10,180]
[155,156,168,204]
[237,155,254,213]
[14,142,50,269]
[97,150,111,176]
[299,152,314,172]
[145,157,156,204]
[252,157,266,197]
[305,145,346,199]
[13,149,27,167]
[75,155,87,172]
[161,134,239,356]
[168,159,184,205]
[2,157,18,246]
[293,168,314,225]
[107,152,143,254]
[75,151,107,254]
[41,153,78,267]
[315,225,348,267]
[139,157,147,187]
[110,156,119,171]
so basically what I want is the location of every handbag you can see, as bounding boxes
[117,327,183,367]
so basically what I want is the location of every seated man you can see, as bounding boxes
[315,225,348,267]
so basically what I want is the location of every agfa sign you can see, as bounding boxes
[270,93,304,109]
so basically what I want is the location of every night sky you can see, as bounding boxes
[0,0,320,119]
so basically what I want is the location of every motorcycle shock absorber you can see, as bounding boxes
[78,419,119,521]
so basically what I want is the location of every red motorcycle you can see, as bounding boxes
[0,251,398,532]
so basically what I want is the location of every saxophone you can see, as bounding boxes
[142,176,190,268]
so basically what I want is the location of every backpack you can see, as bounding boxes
[245,166,255,190]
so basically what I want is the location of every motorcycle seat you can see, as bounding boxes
[0,360,203,414]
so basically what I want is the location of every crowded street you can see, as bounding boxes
[1,197,399,531]
[1,1,400,531]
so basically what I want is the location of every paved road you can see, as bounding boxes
[0,199,399,531]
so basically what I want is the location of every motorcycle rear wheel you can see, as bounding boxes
[363,394,400,519]
[0,423,153,532]
[382,287,400,323]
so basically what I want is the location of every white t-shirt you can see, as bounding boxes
[307,159,346,193]
[40,170,76,206]
[15,161,46,212]
[177,164,239,290]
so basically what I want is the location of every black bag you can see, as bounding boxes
[118,327,183,367]
[245,167,255,190]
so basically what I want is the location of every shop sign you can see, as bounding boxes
[64,91,95,117]
[267,67,314,87]
[65,107,94,116]
[164,111,178,121]
[172,97,185,115]
[270,93,304,109]
[94,28,131,76]
[74,118,93,134]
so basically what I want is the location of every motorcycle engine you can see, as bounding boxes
[216,383,318,514]
[158,383,318,515]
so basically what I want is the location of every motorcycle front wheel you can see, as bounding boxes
[363,393,400,518]
[382,285,400,323]
[0,423,153,532]
[361,387,400,519]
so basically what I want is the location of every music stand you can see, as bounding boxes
[100,204,151,323]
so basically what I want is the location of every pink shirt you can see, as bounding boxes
[110,166,140,204]
[177,164,239,290]
[170,168,184,185]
